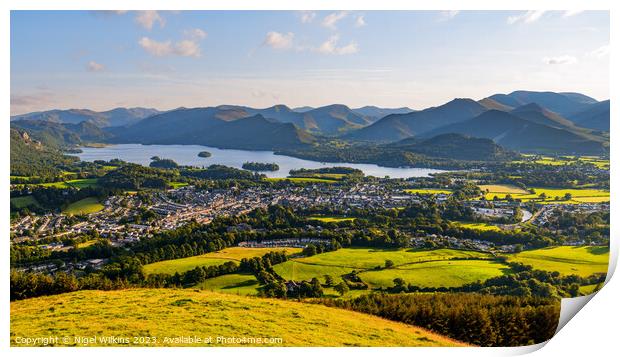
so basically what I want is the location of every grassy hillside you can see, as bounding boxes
[272,248,503,287]
[10,289,466,347]
[508,246,609,277]
[143,247,302,275]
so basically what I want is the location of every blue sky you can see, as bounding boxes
[10,10,609,114]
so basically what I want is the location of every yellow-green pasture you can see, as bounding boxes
[478,184,609,204]
[507,246,609,277]
[143,247,302,275]
[62,197,104,215]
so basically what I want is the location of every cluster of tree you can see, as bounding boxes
[457,261,606,298]
[11,240,118,266]
[317,292,560,347]
[341,272,369,290]
[167,261,239,287]
[289,166,364,180]
[301,242,340,257]
[10,270,133,301]
[242,162,280,171]
[543,210,609,244]
[489,163,609,189]
[149,157,179,169]
[99,164,178,190]
[181,165,263,181]
[277,143,508,171]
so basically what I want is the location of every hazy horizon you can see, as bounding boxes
[11,10,610,115]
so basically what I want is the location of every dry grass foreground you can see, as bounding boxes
[10,288,467,347]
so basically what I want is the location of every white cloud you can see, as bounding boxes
[542,55,578,65]
[86,61,105,72]
[300,11,316,24]
[263,31,294,50]
[174,40,201,57]
[135,11,165,30]
[322,11,348,29]
[139,37,201,57]
[563,10,584,17]
[355,15,366,27]
[184,28,207,40]
[316,36,358,55]
[507,10,546,25]
[588,44,610,58]
[440,11,460,20]
[139,37,172,56]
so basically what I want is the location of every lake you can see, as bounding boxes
[74,144,446,179]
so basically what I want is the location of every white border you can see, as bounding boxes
[1,1,616,356]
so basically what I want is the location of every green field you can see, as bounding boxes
[143,247,302,275]
[168,181,188,189]
[508,246,609,277]
[10,196,40,209]
[516,155,610,169]
[479,184,529,195]
[359,260,511,289]
[307,216,355,223]
[76,239,100,248]
[578,284,602,295]
[40,178,100,189]
[196,273,262,295]
[62,197,104,215]
[453,221,502,232]
[10,289,464,347]
[405,188,452,195]
[273,248,499,287]
[479,184,609,204]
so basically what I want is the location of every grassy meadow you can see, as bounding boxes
[10,289,465,347]
[508,246,609,277]
[272,248,501,288]
[478,184,609,204]
[143,247,302,275]
[516,155,610,170]
[358,260,511,289]
[452,221,502,232]
[62,197,104,215]
[196,273,261,295]
[40,178,100,189]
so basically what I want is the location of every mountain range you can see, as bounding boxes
[344,98,488,142]
[11,107,161,128]
[10,90,610,155]
[424,110,607,155]
[107,108,315,150]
